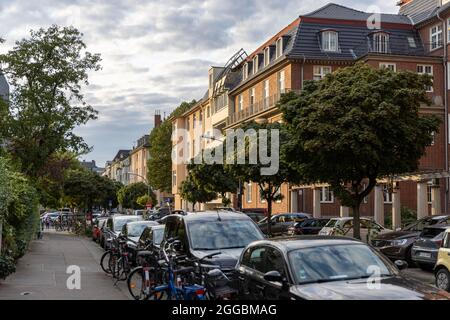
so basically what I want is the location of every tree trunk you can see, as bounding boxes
[267,197,273,237]
[0,220,3,254]
[353,205,361,240]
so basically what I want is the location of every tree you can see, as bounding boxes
[179,175,217,211]
[186,153,239,207]
[147,100,196,193]
[117,182,155,210]
[0,25,101,178]
[225,121,296,236]
[281,62,441,239]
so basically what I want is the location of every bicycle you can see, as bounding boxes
[110,237,134,284]
[129,238,206,300]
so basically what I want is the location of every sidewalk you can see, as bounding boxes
[0,230,130,300]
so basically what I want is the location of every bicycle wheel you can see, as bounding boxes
[100,251,112,274]
[127,267,146,300]
[108,254,119,278]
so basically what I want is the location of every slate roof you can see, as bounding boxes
[112,150,131,162]
[398,0,449,25]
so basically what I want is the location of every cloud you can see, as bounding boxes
[0,0,398,166]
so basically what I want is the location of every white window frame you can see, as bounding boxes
[430,24,443,51]
[276,37,283,58]
[253,55,259,74]
[243,63,249,80]
[379,62,396,72]
[320,187,334,203]
[427,181,433,204]
[373,32,389,54]
[263,80,270,107]
[264,47,270,67]
[383,185,393,204]
[278,70,285,93]
[238,94,244,112]
[417,65,433,92]
[322,31,338,52]
[313,66,332,81]
[250,87,255,106]
[246,182,253,203]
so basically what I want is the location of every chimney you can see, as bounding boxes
[154,110,162,128]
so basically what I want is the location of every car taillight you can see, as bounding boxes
[196,289,206,296]
[434,239,443,247]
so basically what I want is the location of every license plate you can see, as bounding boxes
[418,252,431,258]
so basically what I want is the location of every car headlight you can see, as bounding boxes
[390,239,407,246]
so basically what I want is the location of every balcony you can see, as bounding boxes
[226,89,301,127]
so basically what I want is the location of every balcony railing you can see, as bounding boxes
[227,89,301,126]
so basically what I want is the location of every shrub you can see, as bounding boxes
[0,254,16,279]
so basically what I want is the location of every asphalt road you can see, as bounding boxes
[0,230,130,300]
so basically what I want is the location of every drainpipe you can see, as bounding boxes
[301,54,306,89]
[438,10,449,214]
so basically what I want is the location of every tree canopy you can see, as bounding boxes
[281,62,441,239]
[0,25,101,178]
[117,182,156,210]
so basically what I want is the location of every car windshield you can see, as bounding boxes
[187,219,264,250]
[421,227,446,239]
[324,219,339,228]
[127,223,153,237]
[404,217,448,232]
[153,229,164,245]
[288,244,392,285]
[114,217,141,232]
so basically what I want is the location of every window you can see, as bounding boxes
[430,24,443,50]
[263,80,270,107]
[373,32,389,53]
[186,117,190,130]
[320,187,334,203]
[238,94,244,112]
[253,55,259,74]
[278,70,285,93]
[244,247,267,272]
[274,187,282,203]
[192,139,196,157]
[264,47,270,67]
[276,38,283,59]
[407,37,416,48]
[246,182,252,203]
[199,110,203,122]
[209,74,213,88]
[313,66,332,81]
[265,247,286,276]
[193,113,196,128]
[207,106,210,118]
[322,31,338,52]
[430,131,436,146]
[443,232,450,249]
[379,63,396,72]
[250,88,255,106]
[417,65,433,92]
[427,181,433,204]
[383,185,392,204]
[243,63,249,80]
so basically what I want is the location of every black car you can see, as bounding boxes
[258,213,311,236]
[162,212,265,277]
[287,218,330,235]
[236,237,450,300]
[371,215,450,262]
[244,211,266,223]
[411,224,450,271]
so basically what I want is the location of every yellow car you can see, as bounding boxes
[435,228,450,292]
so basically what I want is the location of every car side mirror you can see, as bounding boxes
[395,260,408,271]
[264,270,283,282]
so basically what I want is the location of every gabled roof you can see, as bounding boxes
[398,0,447,25]
[306,3,412,24]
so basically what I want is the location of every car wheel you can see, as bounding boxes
[435,269,450,292]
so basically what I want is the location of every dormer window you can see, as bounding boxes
[253,55,259,74]
[276,37,283,59]
[243,63,249,80]
[321,30,338,52]
[373,32,389,53]
[264,47,270,67]
[430,24,443,51]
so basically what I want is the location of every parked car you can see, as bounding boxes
[412,224,450,271]
[121,221,159,243]
[319,217,390,243]
[104,215,143,249]
[162,211,265,277]
[137,225,165,250]
[235,236,450,300]
[132,209,148,216]
[371,215,450,262]
[92,217,108,242]
[258,213,312,236]
[287,218,330,236]
[435,228,450,292]
[244,211,266,223]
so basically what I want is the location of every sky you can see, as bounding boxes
[0,0,398,167]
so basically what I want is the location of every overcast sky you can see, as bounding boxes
[0,0,398,167]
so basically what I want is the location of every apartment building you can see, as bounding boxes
[129,135,150,184]
[172,1,450,227]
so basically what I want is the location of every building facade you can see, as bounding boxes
[172,1,450,227]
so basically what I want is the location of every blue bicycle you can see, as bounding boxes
[146,239,207,300]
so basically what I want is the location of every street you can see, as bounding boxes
[0,230,130,300]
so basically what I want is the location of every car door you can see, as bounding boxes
[261,247,289,300]
[237,246,268,300]
[271,215,284,235]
